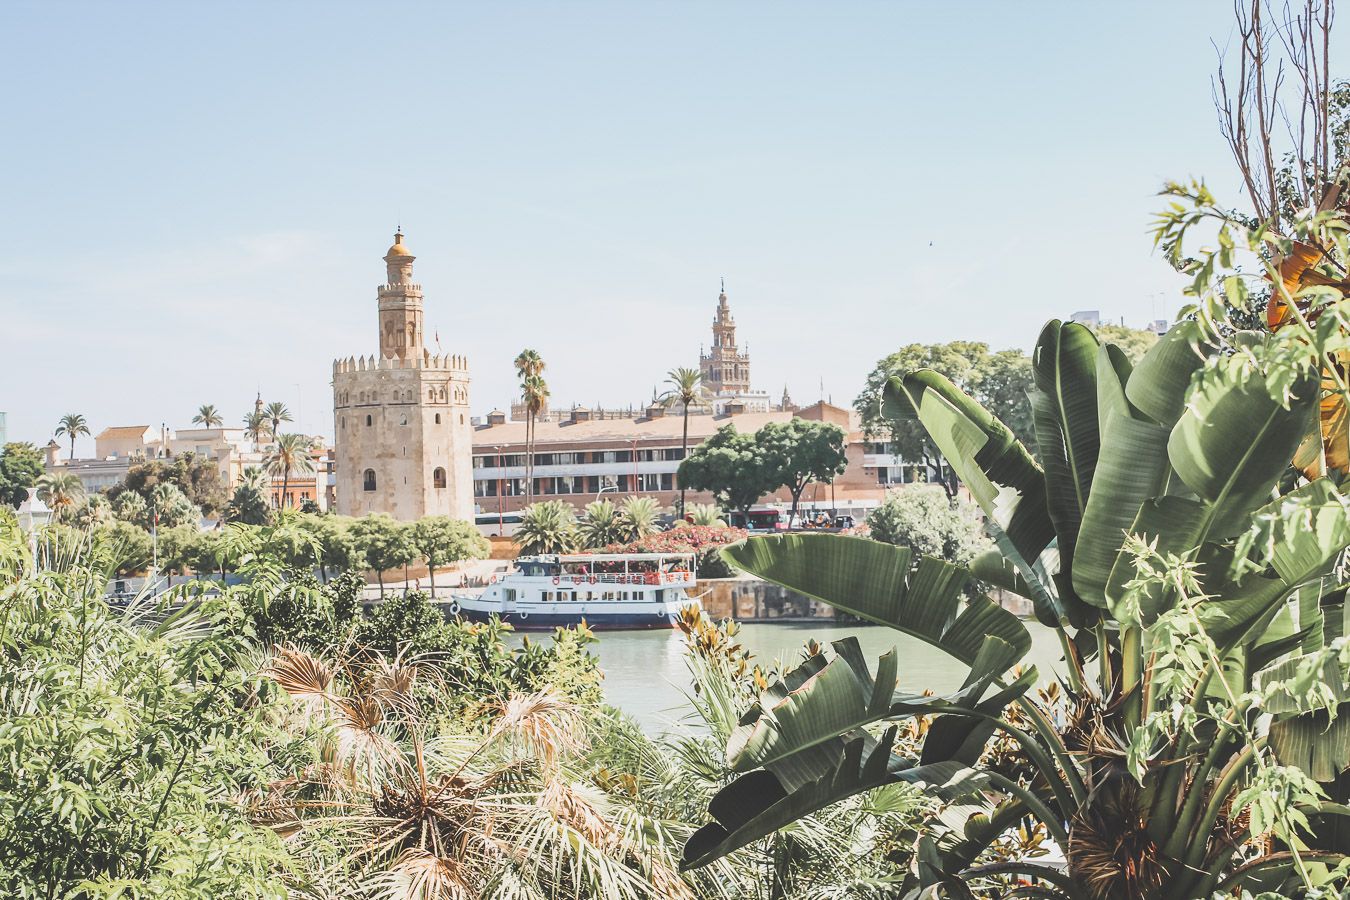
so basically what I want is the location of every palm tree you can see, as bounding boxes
[619,495,660,541]
[514,350,546,503]
[262,402,292,445]
[577,499,625,549]
[242,411,268,451]
[264,433,315,510]
[660,368,705,518]
[191,404,223,429]
[515,500,577,555]
[53,413,90,462]
[35,472,85,521]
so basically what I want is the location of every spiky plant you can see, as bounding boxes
[618,495,660,542]
[685,503,725,528]
[516,500,578,555]
[35,471,85,521]
[578,499,625,549]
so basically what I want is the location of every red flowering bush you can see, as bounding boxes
[594,525,748,578]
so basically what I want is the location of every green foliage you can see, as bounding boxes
[0,442,44,508]
[35,471,85,520]
[409,514,488,584]
[225,469,272,526]
[1094,322,1158,362]
[686,502,726,527]
[0,528,288,897]
[93,519,153,575]
[865,485,990,567]
[516,499,579,554]
[687,310,1350,898]
[357,591,602,713]
[349,513,414,596]
[578,498,625,549]
[111,452,228,517]
[247,570,362,648]
[854,341,1036,487]
[619,494,660,540]
[112,474,203,529]
[755,418,849,525]
[677,424,776,515]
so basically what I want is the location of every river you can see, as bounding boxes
[543,621,1066,734]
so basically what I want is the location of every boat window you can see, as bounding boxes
[505,589,516,603]
[655,590,664,602]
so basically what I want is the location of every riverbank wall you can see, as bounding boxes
[695,577,1033,622]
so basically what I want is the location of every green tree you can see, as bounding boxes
[410,515,489,596]
[262,401,292,444]
[312,513,361,581]
[577,499,624,549]
[865,485,989,566]
[148,482,201,530]
[93,520,154,577]
[34,471,84,521]
[70,492,113,528]
[264,433,315,510]
[1094,322,1159,362]
[515,349,549,505]
[0,442,44,509]
[110,452,227,517]
[242,410,268,450]
[755,419,848,527]
[225,468,272,526]
[111,489,148,525]
[515,500,578,555]
[53,412,90,461]
[157,524,202,586]
[0,525,289,895]
[854,341,1035,493]
[678,424,775,517]
[191,404,223,428]
[619,494,660,541]
[350,513,414,598]
[660,366,706,518]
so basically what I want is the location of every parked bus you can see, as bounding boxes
[475,511,524,538]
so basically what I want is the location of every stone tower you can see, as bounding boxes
[698,280,751,395]
[331,231,474,521]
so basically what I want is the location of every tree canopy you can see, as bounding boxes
[854,341,1035,492]
[0,443,45,509]
[677,425,776,515]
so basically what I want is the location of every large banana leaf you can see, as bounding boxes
[1167,358,1317,540]
[1072,406,1172,606]
[1029,320,1102,626]
[721,533,1030,678]
[882,370,1063,623]
[725,636,1034,784]
[681,736,989,870]
[1269,706,1350,783]
[1124,319,1211,427]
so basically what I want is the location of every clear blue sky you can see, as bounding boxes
[2,1,1249,452]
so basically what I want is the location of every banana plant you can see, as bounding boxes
[683,320,1350,898]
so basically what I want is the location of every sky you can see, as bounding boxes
[1,1,1255,453]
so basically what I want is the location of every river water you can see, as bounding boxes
[553,621,1066,734]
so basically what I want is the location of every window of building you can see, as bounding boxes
[363,469,377,491]
[662,448,686,461]
[433,467,446,489]
[435,413,441,424]
[660,473,674,491]
[400,414,408,426]
[366,415,373,426]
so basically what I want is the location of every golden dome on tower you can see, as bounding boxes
[385,231,413,258]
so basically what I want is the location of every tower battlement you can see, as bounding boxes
[332,352,469,375]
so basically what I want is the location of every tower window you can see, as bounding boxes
[435,413,441,424]
[363,469,377,492]
[433,467,447,489]
[366,414,373,426]
[400,414,408,426]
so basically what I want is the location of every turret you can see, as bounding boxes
[377,230,424,360]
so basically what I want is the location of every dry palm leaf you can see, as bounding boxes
[1265,239,1350,477]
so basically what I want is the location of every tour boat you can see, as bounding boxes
[448,553,701,630]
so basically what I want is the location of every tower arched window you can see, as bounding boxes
[366,414,373,426]
[435,413,441,424]
[363,469,377,492]
[433,467,447,489]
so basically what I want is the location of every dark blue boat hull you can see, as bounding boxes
[456,607,680,631]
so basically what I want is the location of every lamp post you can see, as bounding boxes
[494,444,504,534]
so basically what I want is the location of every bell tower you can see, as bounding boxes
[377,231,423,360]
[699,279,752,395]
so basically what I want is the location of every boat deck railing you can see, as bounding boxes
[525,571,694,587]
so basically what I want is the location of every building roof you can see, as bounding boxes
[472,401,857,449]
[94,425,154,440]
